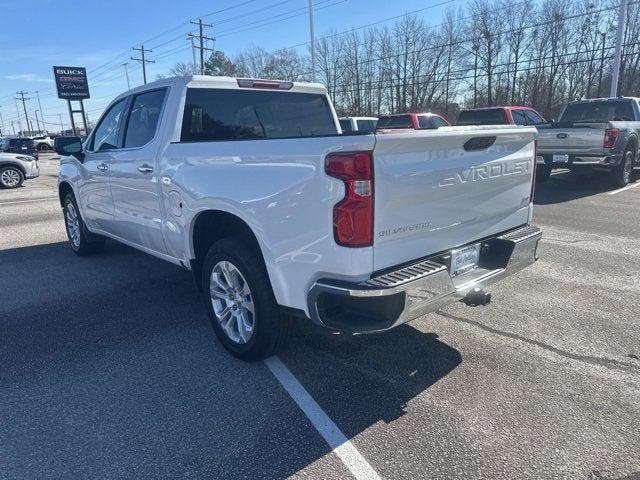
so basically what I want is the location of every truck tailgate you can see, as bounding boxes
[537,124,606,155]
[372,126,536,271]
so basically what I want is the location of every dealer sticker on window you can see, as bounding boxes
[450,243,480,277]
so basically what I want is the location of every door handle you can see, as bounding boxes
[96,163,108,171]
[138,164,154,173]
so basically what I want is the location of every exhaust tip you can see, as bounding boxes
[462,288,492,307]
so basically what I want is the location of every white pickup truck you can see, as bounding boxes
[56,76,542,361]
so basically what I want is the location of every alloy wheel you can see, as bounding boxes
[65,202,81,248]
[209,261,255,344]
[1,168,21,187]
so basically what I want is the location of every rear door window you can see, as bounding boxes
[511,110,527,125]
[123,89,167,148]
[181,88,337,142]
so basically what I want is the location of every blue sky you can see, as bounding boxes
[0,0,461,133]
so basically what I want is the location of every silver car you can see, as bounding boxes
[0,152,39,189]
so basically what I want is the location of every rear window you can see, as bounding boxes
[181,88,337,142]
[377,115,413,129]
[10,138,34,147]
[457,109,508,126]
[559,101,635,124]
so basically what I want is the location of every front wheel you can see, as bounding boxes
[202,237,293,361]
[0,166,24,188]
[611,149,634,188]
[62,193,104,256]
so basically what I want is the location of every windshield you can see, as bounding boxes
[457,109,507,126]
[559,101,635,124]
[377,115,413,129]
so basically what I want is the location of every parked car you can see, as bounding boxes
[0,137,39,160]
[339,116,378,133]
[537,97,640,185]
[31,135,55,151]
[376,112,450,132]
[457,106,546,127]
[56,75,541,361]
[0,152,39,188]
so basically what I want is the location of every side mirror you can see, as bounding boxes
[54,136,84,161]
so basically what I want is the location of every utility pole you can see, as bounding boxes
[34,110,41,132]
[191,37,197,71]
[308,0,316,81]
[33,90,45,133]
[132,45,155,85]
[189,19,214,75]
[16,91,32,135]
[122,62,131,89]
[610,0,628,97]
[14,99,23,135]
[10,121,16,135]
[597,32,606,98]
[58,113,64,134]
[0,109,5,136]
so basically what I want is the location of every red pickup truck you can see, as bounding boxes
[376,112,450,132]
[457,106,546,127]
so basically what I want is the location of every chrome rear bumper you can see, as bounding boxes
[307,225,542,333]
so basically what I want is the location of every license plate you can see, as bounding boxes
[553,154,569,163]
[450,243,480,276]
[21,146,27,150]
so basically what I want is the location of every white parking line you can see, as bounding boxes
[265,356,382,480]
[608,182,640,195]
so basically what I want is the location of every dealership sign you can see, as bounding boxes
[53,66,90,100]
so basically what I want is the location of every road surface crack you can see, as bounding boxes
[436,311,639,373]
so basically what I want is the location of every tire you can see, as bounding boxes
[202,237,293,361]
[62,193,105,256]
[0,165,24,189]
[37,143,50,152]
[611,148,634,188]
[536,164,552,183]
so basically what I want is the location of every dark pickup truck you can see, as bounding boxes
[537,97,640,186]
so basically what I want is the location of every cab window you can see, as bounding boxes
[90,99,128,151]
[524,110,545,125]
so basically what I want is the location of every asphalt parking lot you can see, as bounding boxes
[1,153,640,480]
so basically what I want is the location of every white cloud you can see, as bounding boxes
[6,73,53,83]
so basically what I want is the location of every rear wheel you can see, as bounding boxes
[37,143,50,152]
[536,164,552,183]
[63,193,104,256]
[611,148,634,188]
[202,237,293,361]
[0,166,24,188]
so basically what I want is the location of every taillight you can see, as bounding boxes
[325,152,374,247]
[604,128,619,149]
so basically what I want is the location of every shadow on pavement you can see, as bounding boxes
[0,240,461,479]
[534,169,640,205]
